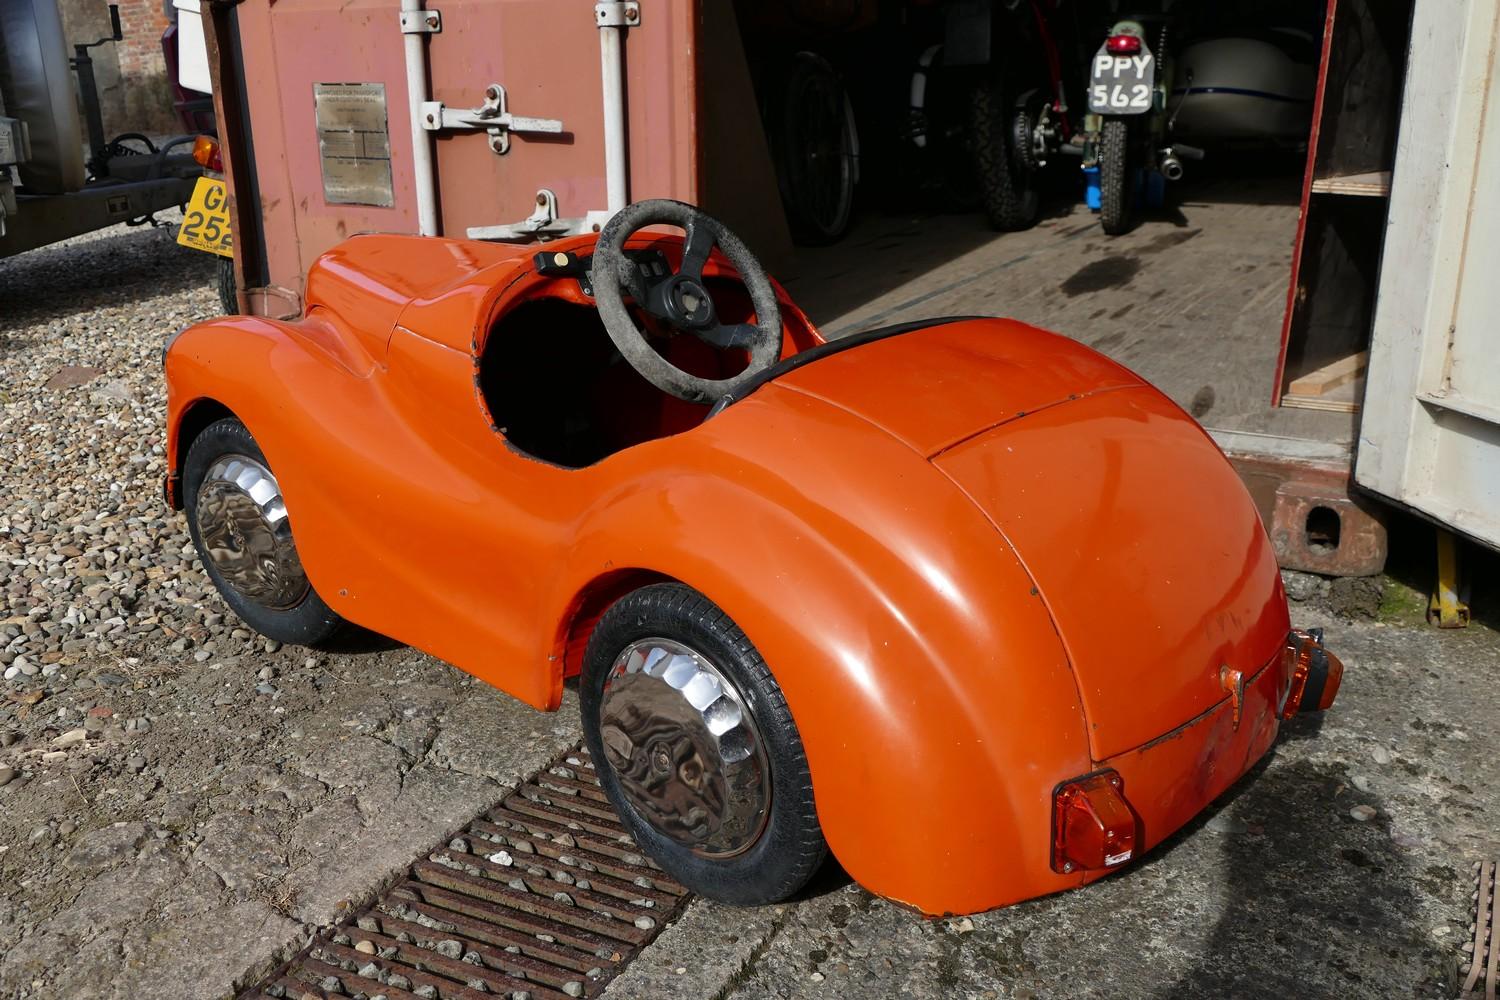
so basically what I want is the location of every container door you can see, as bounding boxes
[224,0,699,311]
[1356,0,1500,549]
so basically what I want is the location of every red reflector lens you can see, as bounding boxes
[1052,771,1137,874]
[192,135,223,173]
[1106,34,1142,54]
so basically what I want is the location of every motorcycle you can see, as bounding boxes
[1080,11,1202,234]
[927,0,1086,232]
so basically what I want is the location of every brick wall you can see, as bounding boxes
[115,0,176,132]
[57,0,177,138]
[114,0,169,78]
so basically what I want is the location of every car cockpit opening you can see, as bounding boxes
[477,297,740,469]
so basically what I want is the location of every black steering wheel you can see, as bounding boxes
[592,200,784,404]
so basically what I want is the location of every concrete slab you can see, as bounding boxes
[0,639,582,999]
[615,614,1500,999]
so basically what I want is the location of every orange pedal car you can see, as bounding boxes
[163,200,1342,915]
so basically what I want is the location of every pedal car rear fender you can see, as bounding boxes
[556,384,1095,914]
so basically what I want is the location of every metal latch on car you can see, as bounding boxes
[420,84,563,155]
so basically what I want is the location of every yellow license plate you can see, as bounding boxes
[177,176,234,258]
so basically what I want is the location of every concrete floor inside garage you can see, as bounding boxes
[784,162,1355,450]
[0,170,1496,1000]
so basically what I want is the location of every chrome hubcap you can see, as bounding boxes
[599,638,770,857]
[194,454,309,610]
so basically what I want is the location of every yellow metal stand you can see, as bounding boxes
[1428,529,1471,628]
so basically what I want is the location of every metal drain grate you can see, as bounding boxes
[241,745,691,1000]
[1460,860,1498,1000]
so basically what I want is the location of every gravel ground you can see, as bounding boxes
[2,218,1496,1000]
[1,213,213,680]
[0,221,584,999]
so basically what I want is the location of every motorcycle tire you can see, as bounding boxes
[970,82,1040,232]
[772,53,858,246]
[1099,117,1136,236]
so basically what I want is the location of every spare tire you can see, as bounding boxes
[0,0,87,193]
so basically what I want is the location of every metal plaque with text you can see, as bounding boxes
[314,83,394,207]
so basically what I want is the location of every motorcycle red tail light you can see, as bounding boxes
[1051,771,1137,874]
[1106,34,1142,54]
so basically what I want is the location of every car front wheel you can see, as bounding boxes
[581,583,827,905]
[183,416,347,646]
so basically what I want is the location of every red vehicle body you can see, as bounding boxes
[163,214,1340,915]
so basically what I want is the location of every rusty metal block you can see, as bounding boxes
[1269,479,1388,577]
[1214,433,1390,579]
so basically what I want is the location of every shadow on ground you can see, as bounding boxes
[0,224,213,337]
[1151,741,1443,998]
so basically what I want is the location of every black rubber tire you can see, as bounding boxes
[1098,117,1136,236]
[772,53,857,246]
[216,255,238,316]
[183,417,348,646]
[580,583,827,905]
[970,82,1040,231]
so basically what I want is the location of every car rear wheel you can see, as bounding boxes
[183,416,347,646]
[580,583,827,905]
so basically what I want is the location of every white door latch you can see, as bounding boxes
[594,1,640,27]
[420,84,563,155]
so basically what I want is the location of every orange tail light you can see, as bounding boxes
[1051,771,1138,874]
[1282,628,1344,718]
[192,135,223,173]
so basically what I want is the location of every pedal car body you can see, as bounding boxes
[164,202,1340,915]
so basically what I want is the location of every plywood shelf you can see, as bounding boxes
[1287,350,1368,396]
[1311,170,1392,196]
[1274,0,1412,411]
[1282,350,1368,413]
[1282,377,1364,413]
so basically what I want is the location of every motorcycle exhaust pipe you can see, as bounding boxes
[1160,153,1185,181]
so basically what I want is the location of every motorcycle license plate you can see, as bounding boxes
[1088,44,1155,115]
[176,176,234,258]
